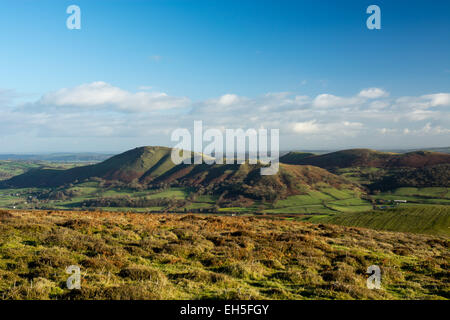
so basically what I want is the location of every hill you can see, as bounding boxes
[276,151,316,164]
[280,149,450,169]
[147,162,357,200]
[1,147,359,202]
[319,205,450,237]
[369,164,450,191]
[0,161,89,181]
[383,147,450,154]
[1,146,176,188]
[0,209,448,300]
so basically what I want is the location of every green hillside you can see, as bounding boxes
[1,147,360,202]
[1,146,177,188]
[0,161,41,181]
[0,161,93,181]
[0,146,370,213]
[369,164,450,191]
[2,146,447,216]
[279,152,315,164]
[319,205,450,236]
[280,149,450,169]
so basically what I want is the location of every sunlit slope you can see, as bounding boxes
[1,146,177,187]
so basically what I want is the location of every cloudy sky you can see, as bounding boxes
[0,0,449,153]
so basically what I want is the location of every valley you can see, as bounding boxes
[0,146,449,237]
[0,146,449,238]
[0,146,449,300]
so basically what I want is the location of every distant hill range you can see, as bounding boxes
[0,153,114,162]
[2,146,449,195]
[383,147,450,154]
[280,149,450,169]
[0,146,357,201]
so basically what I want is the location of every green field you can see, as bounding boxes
[0,162,370,214]
[319,205,450,237]
[0,182,218,213]
[374,187,450,205]
[263,188,371,214]
[0,161,41,180]
[334,167,385,185]
[0,159,448,222]
[2,182,447,218]
[0,160,88,181]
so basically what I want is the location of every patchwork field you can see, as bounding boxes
[263,189,371,214]
[0,180,372,215]
[318,205,450,237]
[374,188,450,205]
[0,150,448,218]
[0,161,42,181]
[0,209,448,300]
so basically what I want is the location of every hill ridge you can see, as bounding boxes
[280,148,450,169]
[0,146,360,202]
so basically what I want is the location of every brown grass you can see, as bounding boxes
[0,209,448,300]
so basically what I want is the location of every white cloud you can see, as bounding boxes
[368,100,390,110]
[395,93,450,110]
[421,93,450,107]
[358,88,389,99]
[313,94,360,108]
[2,83,449,151]
[38,82,189,112]
[291,120,363,136]
[218,94,240,106]
[292,120,320,133]
[406,109,439,121]
[403,123,450,135]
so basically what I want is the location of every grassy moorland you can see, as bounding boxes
[0,209,448,300]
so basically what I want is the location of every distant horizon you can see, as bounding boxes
[0,145,449,156]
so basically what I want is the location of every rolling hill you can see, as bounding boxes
[369,163,450,191]
[280,148,450,169]
[0,146,359,201]
[1,146,177,188]
[276,151,316,164]
[148,162,358,201]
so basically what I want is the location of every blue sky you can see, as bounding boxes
[0,0,449,152]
